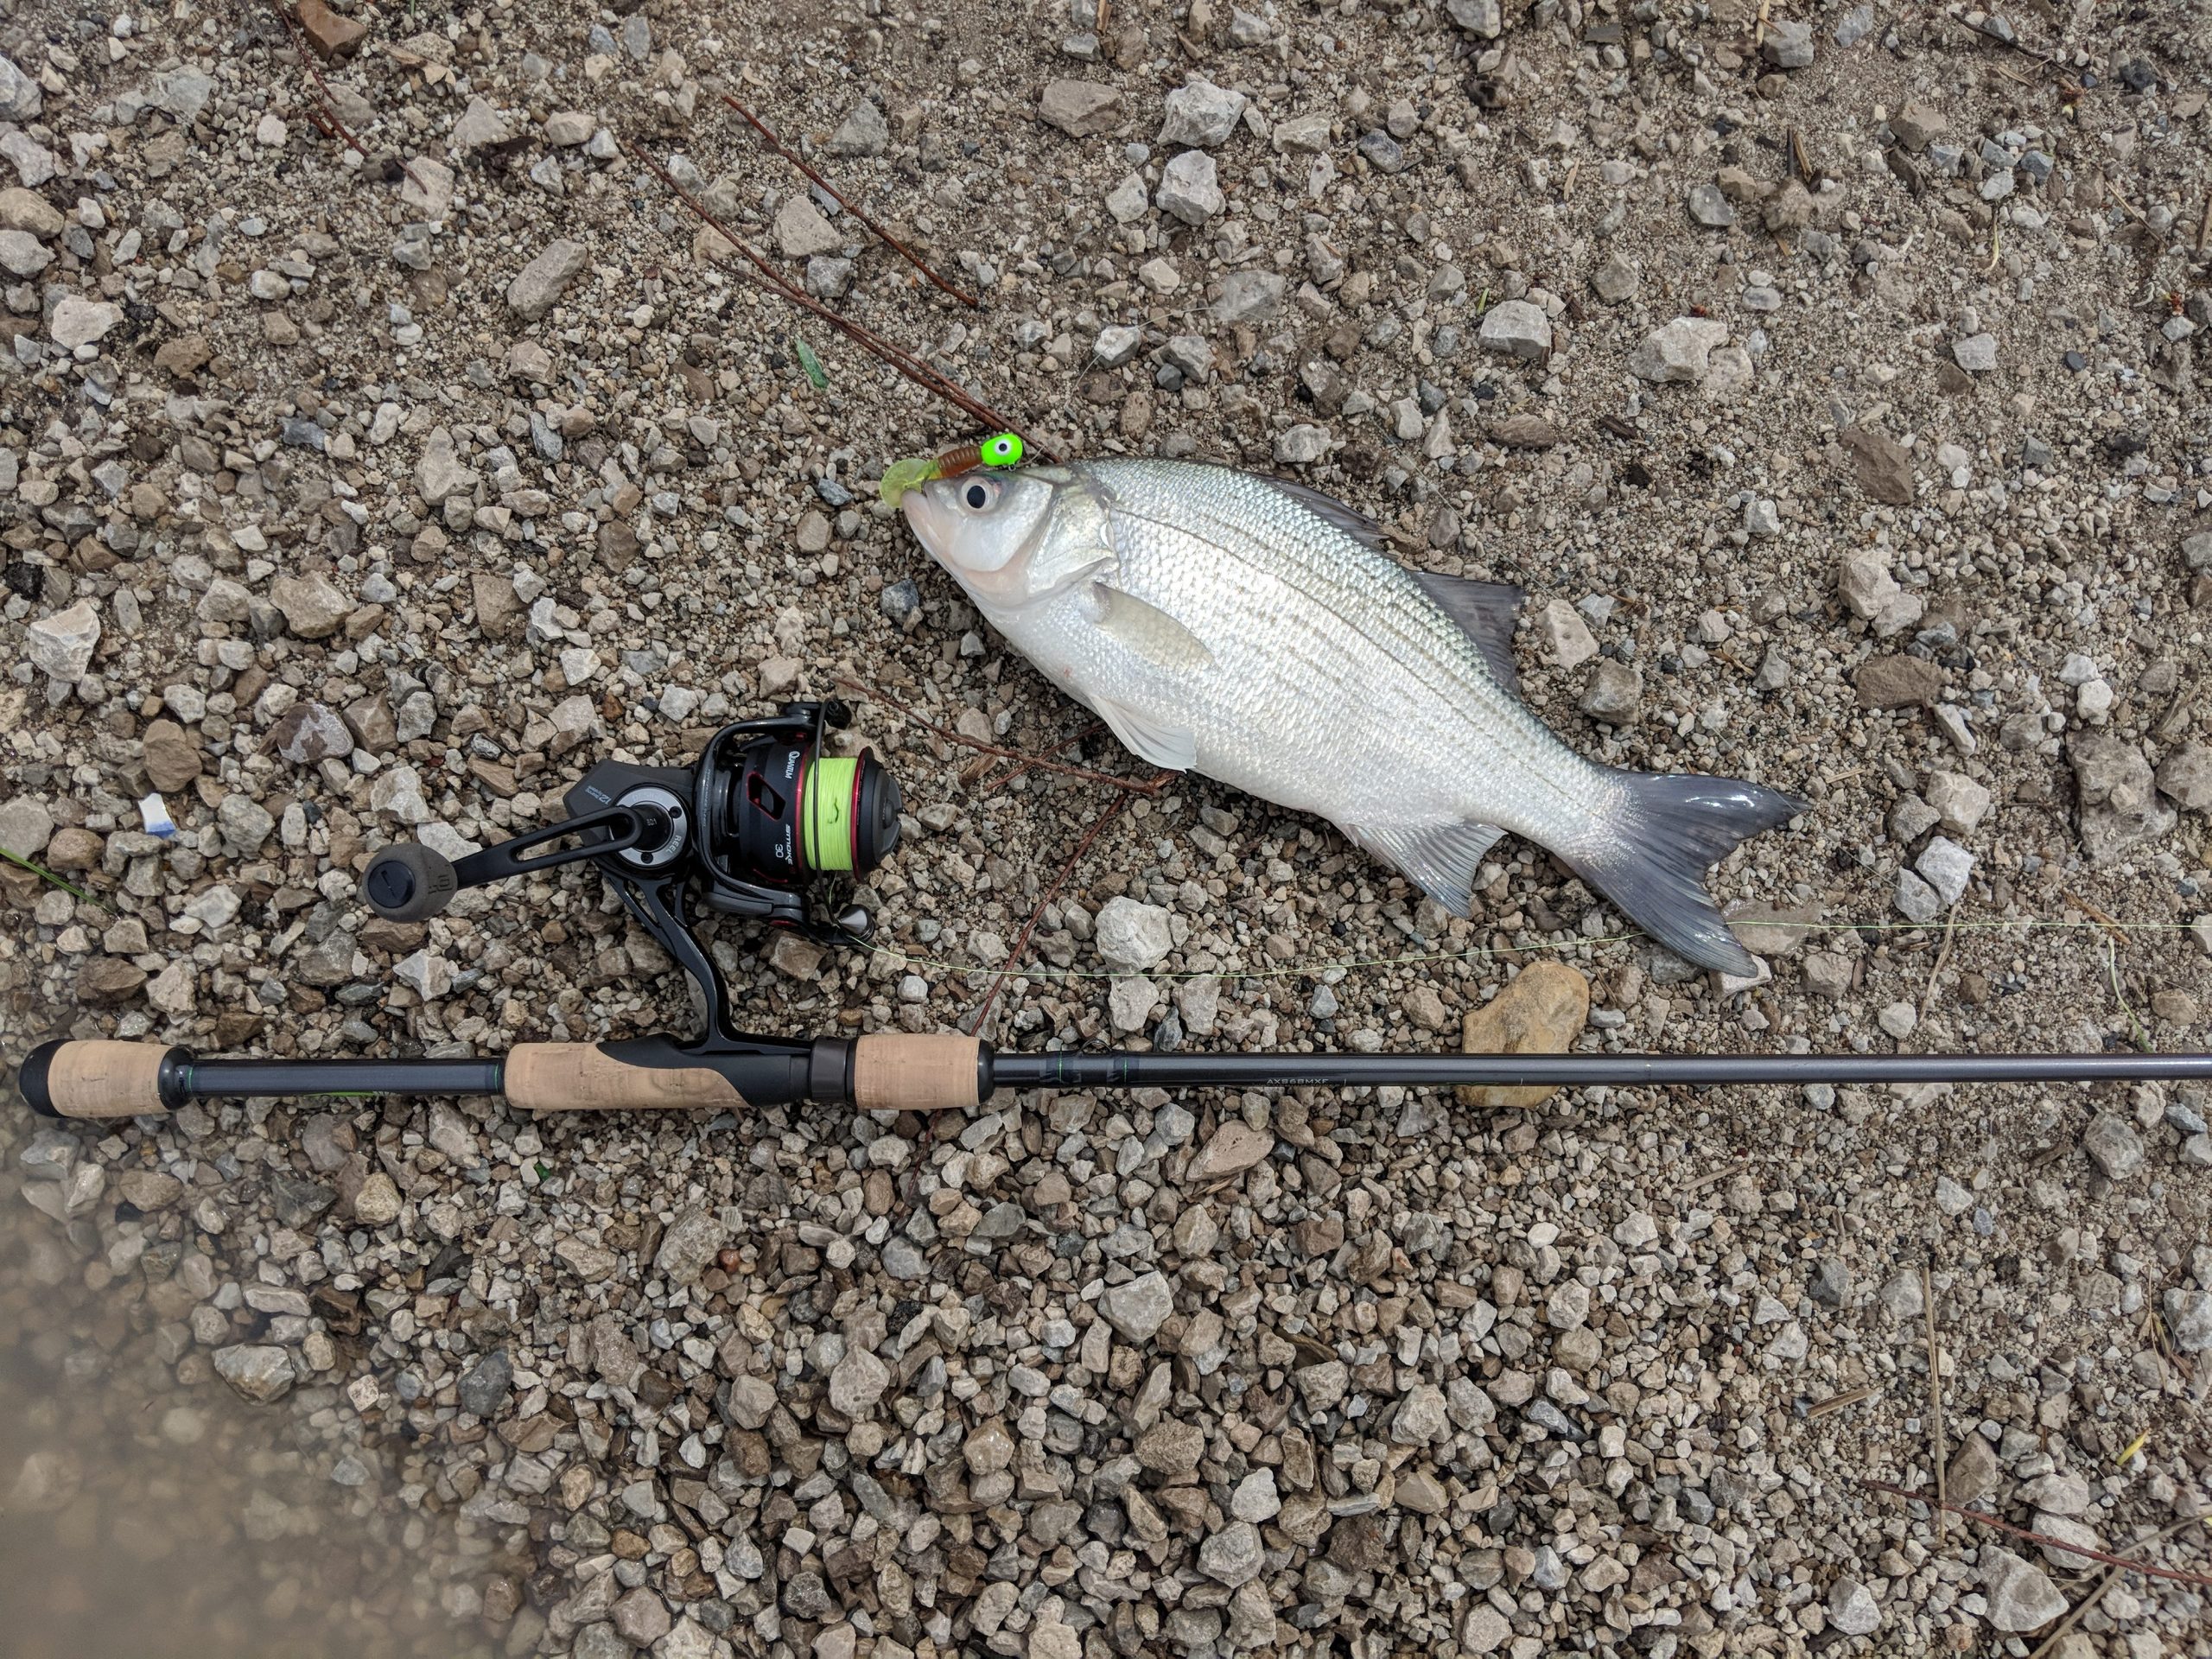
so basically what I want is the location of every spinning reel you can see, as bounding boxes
[362,700,900,1048]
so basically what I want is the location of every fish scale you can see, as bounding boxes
[1096,462,1588,842]
[898,456,1802,974]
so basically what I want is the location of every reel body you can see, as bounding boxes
[361,701,899,1050]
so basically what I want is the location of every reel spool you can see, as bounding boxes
[360,702,899,1047]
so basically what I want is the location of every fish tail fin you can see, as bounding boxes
[1554,770,1804,976]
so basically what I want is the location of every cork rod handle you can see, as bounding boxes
[850,1033,985,1113]
[503,1044,748,1113]
[20,1040,181,1118]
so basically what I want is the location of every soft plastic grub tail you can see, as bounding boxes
[1555,771,1805,977]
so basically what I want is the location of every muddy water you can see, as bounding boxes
[0,1176,473,1659]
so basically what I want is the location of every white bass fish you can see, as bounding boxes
[899,459,1799,975]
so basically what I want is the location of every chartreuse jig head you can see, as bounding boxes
[878,433,1027,505]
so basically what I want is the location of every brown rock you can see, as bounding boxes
[1295,1214,1344,1255]
[1891,99,1947,154]
[345,694,397,753]
[141,718,203,791]
[472,570,523,639]
[1039,79,1123,137]
[2157,742,2212,812]
[467,758,518,798]
[1722,900,1823,957]
[42,825,103,871]
[77,957,148,1005]
[155,334,212,376]
[1714,165,1766,202]
[1456,962,1590,1109]
[269,572,350,639]
[599,520,639,571]
[1188,1119,1272,1180]
[295,0,367,60]
[1839,427,1914,505]
[1945,1431,2000,1508]
[268,701,354,766]
[1326,1513,1390,1570]
[1489,413,1560,449]
[1135,1419,1205,1477]
[118,1169,183,1209]
[0,187,64,238]
[1853,654,1944,710]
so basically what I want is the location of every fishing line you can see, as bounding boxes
[858,916,2206,985]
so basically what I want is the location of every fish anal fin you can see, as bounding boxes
[1412,572,1527,696]
[1090,583,1216,672]
[1092,693,1197,772]
[1345,818,1508,916]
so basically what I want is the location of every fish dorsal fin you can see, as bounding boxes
[1255,473,1526,691]
[1345,818,1508,916]
[1090,582,1216,672]
[1412,572,1526,696]
[1259,475,1397,556]
[1091,691,1197,772]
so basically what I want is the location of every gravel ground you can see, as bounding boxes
[5,1,2212,1656]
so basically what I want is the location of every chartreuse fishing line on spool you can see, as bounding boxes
[878,431,1027,505]
[803,754,867,873]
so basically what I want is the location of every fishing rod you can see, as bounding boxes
[22,1040,2212,1122]
[17,701,2212,1124]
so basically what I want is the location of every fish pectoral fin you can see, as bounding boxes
[1092,693,1198,772]
[1411,573,1526,696]
[1090,583,1216,672]
[1345,818,1508,916]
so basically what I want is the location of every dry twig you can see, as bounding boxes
[837,679,1164,797]
[719,93,979,308]
[975,722,1111,798]
[2026,1516,2207,1659]
[2061,888,2129,942]
[625,142,1046,450]
[1804,1385,1880,1420]
[963,790,1139,1039]
[1941,10,2055,66]
[1858,1480,2212,1586]
[1917,902,1961,1024]
[264,0,426,192]
[1921,1262,1945,1542]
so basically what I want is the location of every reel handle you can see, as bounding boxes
[363,842,458,922]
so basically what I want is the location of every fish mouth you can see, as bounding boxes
[898,486,954,572]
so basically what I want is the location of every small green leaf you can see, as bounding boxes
[791,334,829,390]
[0,846,106,910]
[536,1161,553,1180]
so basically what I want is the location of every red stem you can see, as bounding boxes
[264,0,425,193]
[623,141,1048,454]
[836,679,1160,797]
[720,93,979,309]
[964,791,1134,1040]
[1857,1479,2212,1588]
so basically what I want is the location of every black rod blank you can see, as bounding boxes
[986,1049,2212,1093]
[178,1057,506,1104]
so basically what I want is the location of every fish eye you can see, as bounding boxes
[963,480,991,510]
